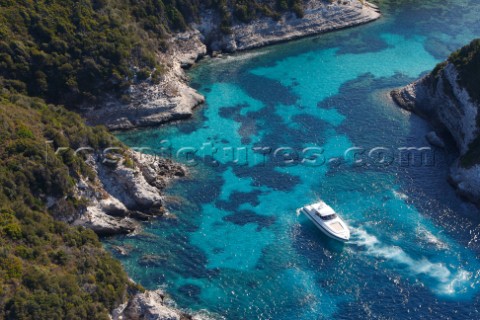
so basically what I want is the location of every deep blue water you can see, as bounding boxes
[111,1,480,318]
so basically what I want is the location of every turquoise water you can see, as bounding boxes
[111,1,480,318]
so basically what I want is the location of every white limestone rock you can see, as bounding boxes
[391,62,480,203]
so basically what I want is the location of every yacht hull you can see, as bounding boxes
[301,209,349,242]
[297,202,350,241]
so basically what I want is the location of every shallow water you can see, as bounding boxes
[112,1,480,318]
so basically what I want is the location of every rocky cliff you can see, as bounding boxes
[85,31,208,131]
[391,39,480,203]
[87,0,380,130]
[66,151,186,236]
[198,0,380,52]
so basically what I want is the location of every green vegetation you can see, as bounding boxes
[435,39,480,168]
[0,0,175,107]
[232,0,304,23]
[0,91,139,319]
[461,136,480,168]
[448,39,480,104]
[0,0,304,109]
[431,39,480,104]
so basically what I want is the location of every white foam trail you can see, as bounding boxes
[392,190,409,201]
[351,228,472,295]
[416,226,449,250]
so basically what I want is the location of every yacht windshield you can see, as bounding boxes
[320,214,337,221]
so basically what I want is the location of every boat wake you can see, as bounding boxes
[415,226,449,250]
[392,190,409,201]
[350,227,473,296]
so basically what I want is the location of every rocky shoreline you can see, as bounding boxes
[86,0,380,131]
[198,0,381,53]
[85,31,207,131]
[391,62,480,204]
[113,289,217,320]
[67,151,187,236]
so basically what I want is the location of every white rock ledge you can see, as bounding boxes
[113,289,221,320]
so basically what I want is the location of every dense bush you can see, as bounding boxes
[0,92,134,319]
[0,1,305,108]
[436,39,480,167]
[448,39,480,104]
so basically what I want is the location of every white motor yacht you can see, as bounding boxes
[297,201,350,241]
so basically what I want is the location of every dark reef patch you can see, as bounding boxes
[216,190,264,212]
[241,73,298,106]
[177,119,203,134]
[223,210,276,231]
[230,190,263,207]
[336,31,390,55]
[218,104,245,119]
[233,166,300,191]
[178,284,202,302]
[165,233,220,279]
[218,104,258,143]
[291,114,331,143]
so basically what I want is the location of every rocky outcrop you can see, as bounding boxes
[391,63,478,154]
[86,1,380,131]
[113,290,189,320]
[85,30,207,131]
[70,151,186,236]
[391,62,480,203]
[113,289,218,320]
[197,0,381,52]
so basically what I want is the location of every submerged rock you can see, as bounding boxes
[426,131,445,148]
[111,245,135,257]
[450,162,480,204]
[138,254,168,267]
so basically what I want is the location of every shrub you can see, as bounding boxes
[0,93,132,318]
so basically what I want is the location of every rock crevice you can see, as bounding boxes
[69,151,186,236]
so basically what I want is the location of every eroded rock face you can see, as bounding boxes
[391,63,478,154]
[391,63,480,203]
[71,151,186,236]
[85,30,207,131]
[113,290,186,320]
[113,289,218,320]
[450,162,480,203]
[196,0,381,53]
